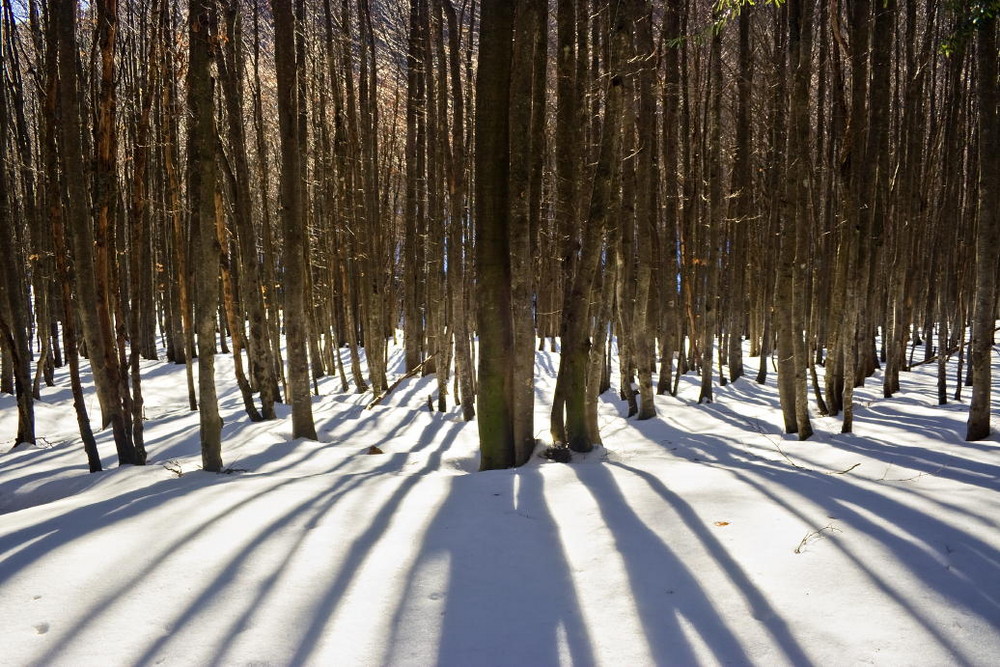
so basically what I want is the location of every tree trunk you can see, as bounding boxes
[967,14,998,441]
[789,0,814,439]
[631,0,656,420]
[442,0,476,422]
[160,0,198,409]
[273,0,318,441]
[220,0,279,419]
[189,0,223,471]
[509,0,545,465]
[553,0,628,453]
[475,0,515,470]
[550,0,578,442]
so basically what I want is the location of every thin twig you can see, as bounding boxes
[162,459,183,477]
[794,523,842,554]
[743,415,805,469]
[365,356,434,410]
[879,463,947,482]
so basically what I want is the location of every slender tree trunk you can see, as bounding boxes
[967,14,998,441]
[509,0,545,464]
[94,0,138,464]
[43,3,100,470]
[550,0,579,441]
[631,0,656,420]
[0,102,34,446]
[789,0,814,439]
[442,0,475,421]
[220,0,278,419]
[160,0,198,409]
[273,0,317,439]
[658,0,681,396]
[699,11,723,405]
[189,0,223,471]
[554,0,628,453]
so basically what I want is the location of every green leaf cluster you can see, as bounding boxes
[941,0,1000,55]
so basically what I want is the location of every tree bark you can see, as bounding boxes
[273,0,318,441]
[631,0,656,420]
[553,0,628,453]
[967,13,998,441]
[509,0,545,465]
[475,0,516,470]
[442,0,476,422]
[189,0,223,471]
[220,0,279,419]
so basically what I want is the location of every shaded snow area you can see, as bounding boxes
[1,340,998,666]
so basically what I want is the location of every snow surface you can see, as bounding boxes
[1,339,998,666]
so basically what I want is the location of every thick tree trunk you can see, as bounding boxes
[427,1,450,409]
[727,4,753,384]
[841,0,872,434]
[55,0,136,463]
[0,123,34,447]
[475,0,515,470]
[356,0,389,395]
[94,0,139,464]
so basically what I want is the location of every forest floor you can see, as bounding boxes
[1,337,998,666]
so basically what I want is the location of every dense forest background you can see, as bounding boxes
[0,0,997,471]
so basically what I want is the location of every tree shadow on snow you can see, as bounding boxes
[572,461,812,666]
[283,413,467,665]
[10,407,466,665]
[620,406,1000,664]
[384,466,597,666]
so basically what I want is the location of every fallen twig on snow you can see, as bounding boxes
[365,356,434,410]
[878,463,946,482]
[742,416,862,476]
[794,523,842,554]
[742,415,805,469]
[162,459,184,477]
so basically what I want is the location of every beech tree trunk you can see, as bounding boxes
[967,13,998,441]
[220,0,279,420]
[189,0,223,471]
[509,0,545,465]
[273,0,318,441]
[553,0,628,453]
[475,0,515,470]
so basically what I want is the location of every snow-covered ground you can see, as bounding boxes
[1,338,998,666]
